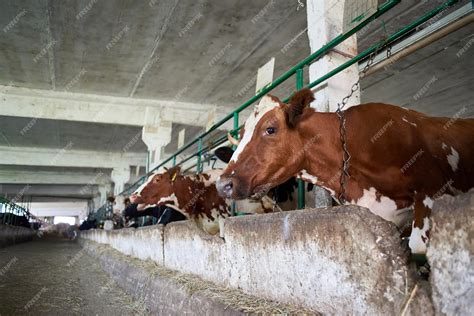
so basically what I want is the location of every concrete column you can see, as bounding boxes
[111,166,131,196]
[307,0,359,207]
[142,121,172,170]
[98,185,108,206]
[307,0,360,112]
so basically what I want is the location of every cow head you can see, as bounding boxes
[216,89,314,199]
[130,166,182,206]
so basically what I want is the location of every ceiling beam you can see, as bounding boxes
[0,85,212,127]
[0,170,112,185]
[0,146,146,169]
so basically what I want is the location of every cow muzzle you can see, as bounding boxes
[130,193,141,204]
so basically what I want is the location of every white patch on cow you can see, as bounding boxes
[137,203,156,211]
[402,117,417,127]
[441,142,447,150]
[133,170,165,196]
[408,217,430,254]
[157,193,179,208]
[299,169,318,184]
[447,147,459,172]
[423,196,434,209]
[351,187,402,225]
[199,208,223,235]
[230,95,279,164]
[321,185,336,196]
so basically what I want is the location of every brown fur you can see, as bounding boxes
[285,88,315,128]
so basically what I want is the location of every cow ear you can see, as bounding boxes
[168,166,181,181]
[285,88,314,128]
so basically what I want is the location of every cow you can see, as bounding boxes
[130,167,273,235]
[216,88,474,256]
[123,203,186,228]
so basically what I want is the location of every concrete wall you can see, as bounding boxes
[0,224,36,248]
[82,225,164,263]
[81,191,474,314]
[82,206,409,314]
[427,190,474,315]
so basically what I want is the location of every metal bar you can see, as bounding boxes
[298,0,461,96]
[296,68,305,209]
[196,138,203,174]
[172,155,176,166]
[117,0,401,196]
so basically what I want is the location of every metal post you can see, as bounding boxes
[146,150,150,173]
[232,112,239,215]
[296,68,305,209]
[197,138,203,174]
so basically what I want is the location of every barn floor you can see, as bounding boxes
[0,238,148,315]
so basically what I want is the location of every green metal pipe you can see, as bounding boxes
[296,68,305,209]
[196,138,203,174]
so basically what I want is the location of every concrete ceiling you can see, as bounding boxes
[0,0,472,208]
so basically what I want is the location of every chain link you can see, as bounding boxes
[335,43,390,204]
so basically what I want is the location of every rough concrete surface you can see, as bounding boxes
[0,224,36,248]
[80,224,164,264]
[0,238,146,315]
[427,189,474,316]
[163,220,226,284]
[80,206,419,314]
[80,239,317,315]
[225,206,409,315]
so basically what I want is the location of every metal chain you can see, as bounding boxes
[335,43,390,204]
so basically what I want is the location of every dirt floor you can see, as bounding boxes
[0,237,148,315]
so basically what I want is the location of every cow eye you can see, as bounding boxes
[265,127,276,135]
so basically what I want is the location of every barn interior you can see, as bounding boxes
[0,0,473,314]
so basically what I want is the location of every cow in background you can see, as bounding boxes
[123,203,186,228]
[130,167,274,235]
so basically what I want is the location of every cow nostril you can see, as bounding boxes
[225,182,233,191]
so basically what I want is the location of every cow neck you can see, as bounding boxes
[171,175,197,210]
[298,109,344,194]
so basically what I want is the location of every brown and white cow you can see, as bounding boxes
[130,166,273,235]
[216,88,474,255]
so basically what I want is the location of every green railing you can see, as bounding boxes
[100,0,459,212]
[0,196,32,226]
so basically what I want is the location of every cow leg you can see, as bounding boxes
[408,194,433,278]
[408,194,432,255]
